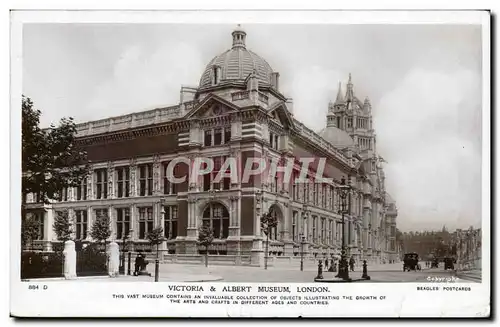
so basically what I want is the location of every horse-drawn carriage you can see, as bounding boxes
[403,252,421,271]
[444,257,455,270]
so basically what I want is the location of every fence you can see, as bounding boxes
[21,251,64,279]
[76,245,108,277]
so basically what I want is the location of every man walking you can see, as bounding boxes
[349,256,356,272]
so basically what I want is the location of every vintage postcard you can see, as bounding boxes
[10,10,490,318]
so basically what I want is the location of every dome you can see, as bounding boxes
[199,27,274,88]
[319,126,355,149]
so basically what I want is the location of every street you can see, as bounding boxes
[153,262,476,283]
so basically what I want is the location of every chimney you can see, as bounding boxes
[271,72,280,90]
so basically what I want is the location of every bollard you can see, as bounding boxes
[315,260,324,280]
[154,259,160,282]
[127,252,131,275]
[362,260,371,280]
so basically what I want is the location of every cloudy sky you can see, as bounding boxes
[22,23,483,232]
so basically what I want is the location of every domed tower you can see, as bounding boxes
[198,25,276,91]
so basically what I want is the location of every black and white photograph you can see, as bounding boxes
[10,9,491,318]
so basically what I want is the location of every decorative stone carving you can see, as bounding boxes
[86,171,93,200]
[153,154,161,194]
[107,162,114,198]
[129,158,137,197]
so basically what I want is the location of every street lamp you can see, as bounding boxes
[335,176,351,281]
[300,234,306,271]
[127,229,133,275]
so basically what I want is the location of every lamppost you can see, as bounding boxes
[300,233,306,271]
[127,229,133,275]
[335,176,351,281]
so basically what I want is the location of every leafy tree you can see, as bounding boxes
[198,225,214,267]
[53,210,73,243]
[90,212,111,245]
[146,226,165,260]
[260,209,278,269]
[21,216,40,250]
[22,95,89,204]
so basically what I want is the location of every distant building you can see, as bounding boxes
[23,27,398,265]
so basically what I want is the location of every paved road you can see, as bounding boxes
[155,263,475,283]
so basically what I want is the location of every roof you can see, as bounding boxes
[318,126,355,149]
[199,28,274,88]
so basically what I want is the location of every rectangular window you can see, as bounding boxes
[76,177,87,201]
[139,164,153,196]
[95,169,108,200]
[116,167,130,198]
[29,211,44,240]
[75,210,88,240]
[138,207,154,239]
[224,127,231,143]
[58,187,69,202]
[274,135,279,150]
[347,118,353,128]
[164,206,178,240]
[269,132,274,148]
[204,130,212,146]
[321,184,326,208]
[214,128,222,146]
[116,208,131,240]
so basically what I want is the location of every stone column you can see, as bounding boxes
[108,205,115,241]
[86,206,93,241]
[107,162,115,199]
[283,202,294,256]
[251,193,264,266]
[87,166,94,200]
[153,155,161,196]
[186,198,197,238]
[107,242,120,277]
[68,208,76,239]
[227,196,241,258]
[130,204,137,244]
[43,209,55,251]
[63,240,76,279]
[129,158,137,197]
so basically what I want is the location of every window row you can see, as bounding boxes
[290,211,346,246]
[204,127,231,147]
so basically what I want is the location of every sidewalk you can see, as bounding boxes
[455,269,482,282]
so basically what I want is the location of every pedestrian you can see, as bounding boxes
[134,253,142,276]
[349,256,355,272]
[324,258,329,269]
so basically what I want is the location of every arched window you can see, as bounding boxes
[202,203,229,239]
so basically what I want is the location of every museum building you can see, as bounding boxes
[23,27,399,265]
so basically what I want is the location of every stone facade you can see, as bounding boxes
[23,27,398,266]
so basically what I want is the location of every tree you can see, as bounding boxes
[22,95,89,204]
[90,212,111,245]
[198,225,214,267]
[21,216,40,250]
[260,209,278,270]
[53,210,73,243]
[146,226,165,259]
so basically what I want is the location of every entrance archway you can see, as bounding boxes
[201,202,230,239]
[267,203,284,241]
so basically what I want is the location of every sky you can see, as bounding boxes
[22,23,483,232]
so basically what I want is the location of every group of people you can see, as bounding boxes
[322,256,357,272]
